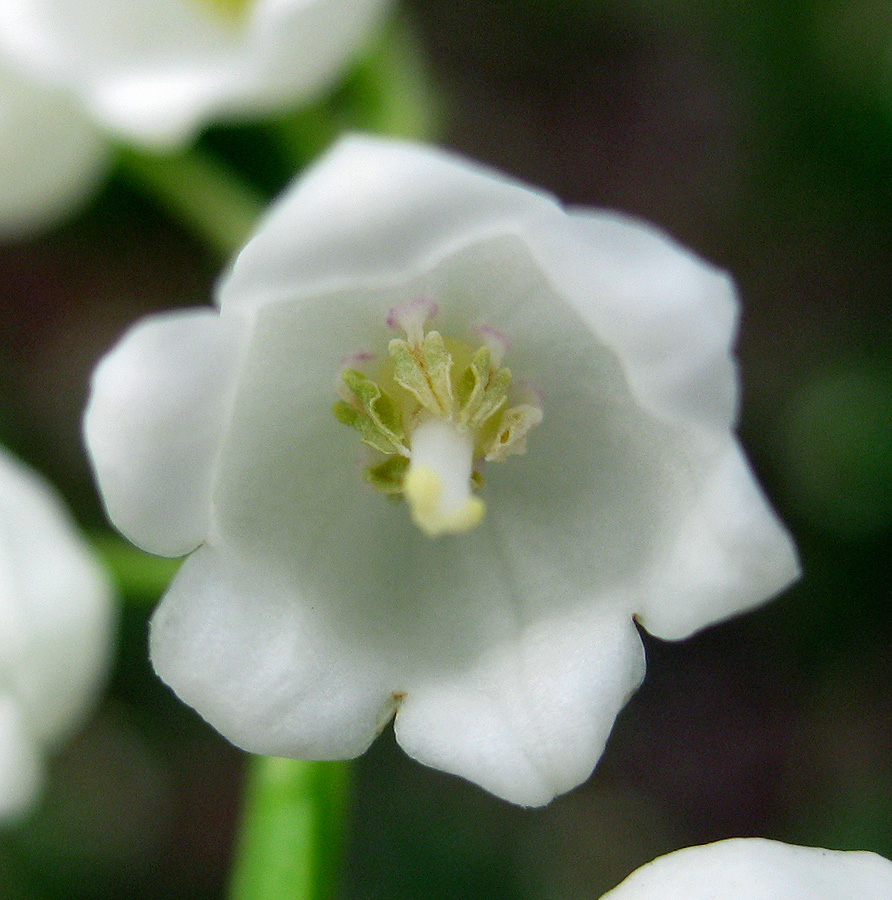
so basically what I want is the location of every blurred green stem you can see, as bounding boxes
[273,16,441,170]
[228,757,353,900]
[91,532,181,604]
[345,16,441,141]
[117,145,265,258]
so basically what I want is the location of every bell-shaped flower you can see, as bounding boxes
[0,59,108,237]
[0,0,392,148]
[84,136,799,806]
[599,838,892,899]
[0,447,114,818]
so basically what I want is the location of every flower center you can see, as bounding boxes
[189,0,253,25]
[334,298,543,537]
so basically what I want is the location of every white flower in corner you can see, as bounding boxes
[0,60,107,237]
[0,0,392,148]
[84,136,799,806]
[599,838,892,899]
[0,448,114,818]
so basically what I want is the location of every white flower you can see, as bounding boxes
[0,0,388,234]
[0,59,107,237]
[0,447,114,818]
[599,839,892,899]
[84,135,799,806]
[0,0,392,148]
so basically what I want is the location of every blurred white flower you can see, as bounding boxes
[84,136,799,805]
[599,838,892,899]
[0,59,107,238]
[0,0,392,148]
[0,447,114,819]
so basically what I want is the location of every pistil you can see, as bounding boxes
[403,418,484,536]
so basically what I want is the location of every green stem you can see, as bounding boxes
[272,17,441,171]
[228,757,353,900]
[271,105,340,173]
[344,16,442,142]
[91,532,181,604]
[117,145,266,258]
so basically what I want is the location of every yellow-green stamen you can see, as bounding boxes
[190,0,253,25]
[334,302,542,537]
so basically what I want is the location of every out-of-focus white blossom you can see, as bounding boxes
[0,59,107,238]
[0,0,392,148]
[0,448,114,818]
[600,838,892,900]
[85,136,799,805]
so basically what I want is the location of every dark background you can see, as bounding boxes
[1,1,890,897]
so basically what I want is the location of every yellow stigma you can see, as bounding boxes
[334,298,542,538]
[189,0,253,24]
[404,466,486,537]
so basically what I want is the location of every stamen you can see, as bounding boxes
[191,0,253,24]
[334,302,542,536]
[334,369,408,456]
[484,404,544,461]
[471,324,510,368]
[389,331,453,418]
[455,346,511,430]
[387,296,439,346]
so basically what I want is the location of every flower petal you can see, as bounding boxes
[0,60,107,237]
[218,135,561,311]
[149,544,392,758]
[599,838,892,900]
[524,209,740,432]
[84,309,246,557]
[636,442,800,640]
[519,209,799,635]
[394,608,645,806]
